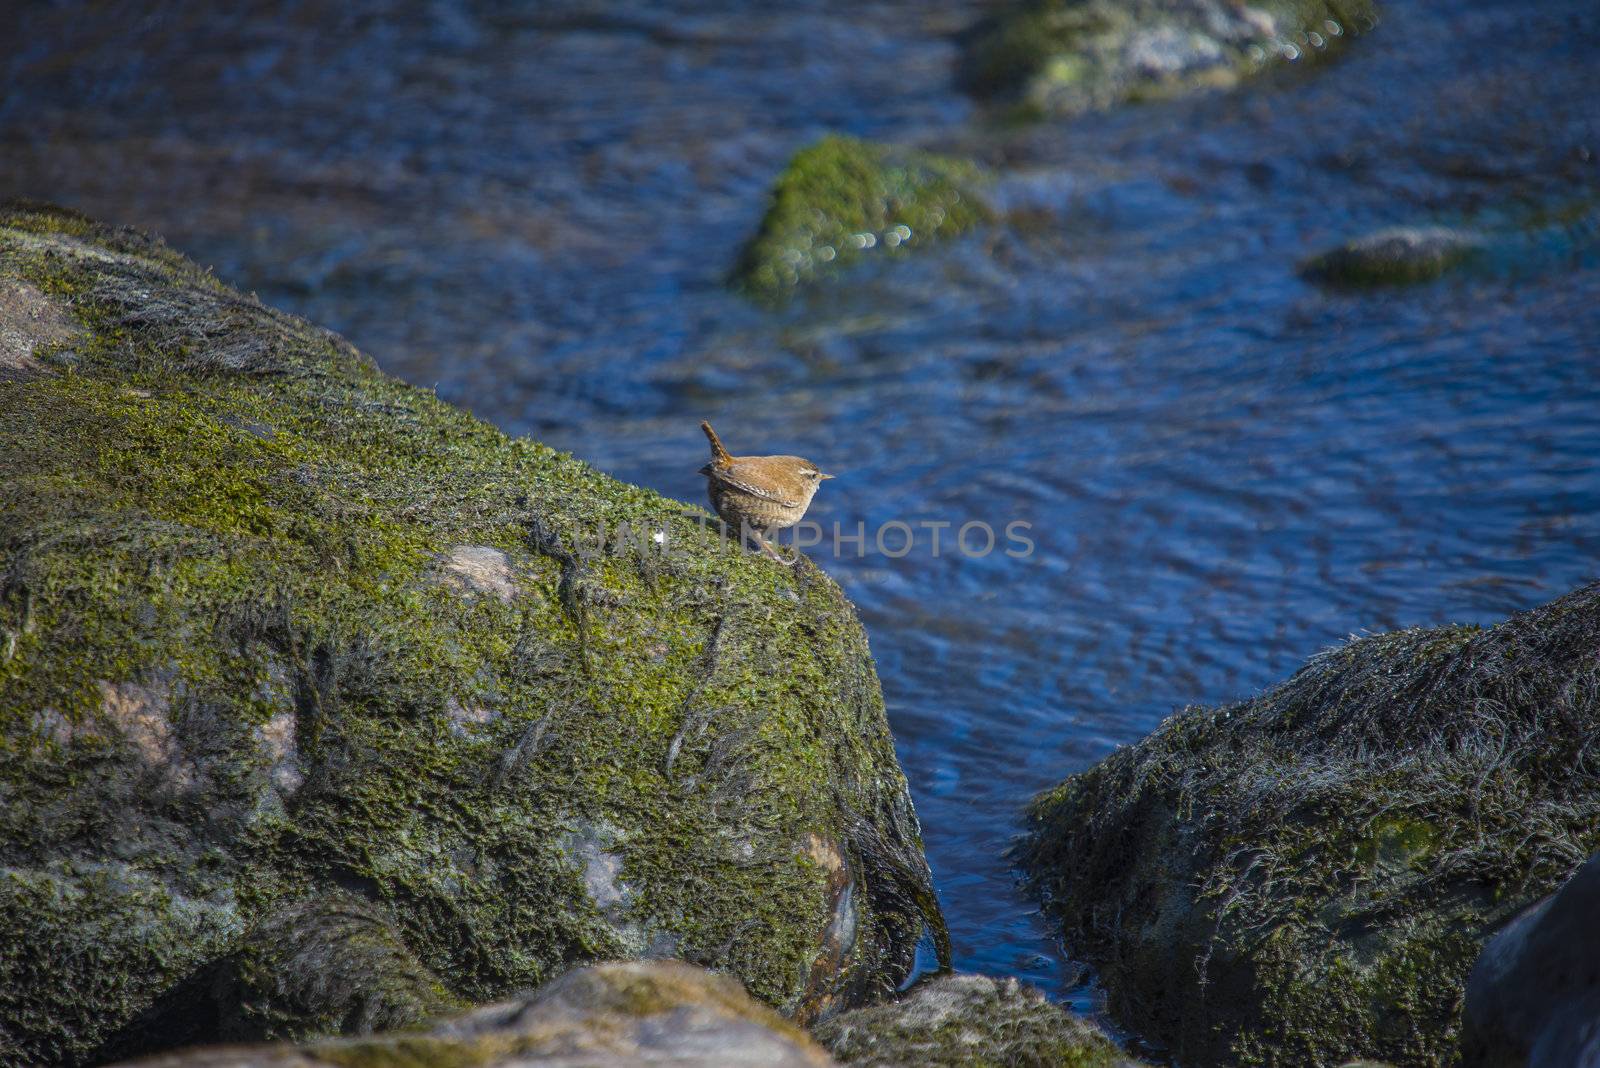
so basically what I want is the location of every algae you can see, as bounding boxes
[1022,587,1600,1066]
[1301,227,1482,286]
[815,974,1147,1067]
[734,136,991,299]
[966,0,1379,118]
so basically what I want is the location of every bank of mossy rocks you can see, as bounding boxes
[966,0,1378,117]
[815,974,1148,1068]
[0,201,946,1066]
[1021,582,1600,1067]
[110,961,837,1067]
[734,136,991,299]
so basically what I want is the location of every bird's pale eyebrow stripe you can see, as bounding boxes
[799,468,817,476]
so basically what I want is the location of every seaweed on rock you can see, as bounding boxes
[965,0,1379,118]
[1021,582,1600,1067]
[733,136,990,299]
[0,200,945,1066]
[1300,227,1482,286]
[815,974,1148,1067]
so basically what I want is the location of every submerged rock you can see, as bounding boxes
[1301,226,1482,285]
[814,974,1147,1067]
[0,201,945,1065]
[966,0,1378,116]
[1460,852,1600,1068]
[734,136,991,299]
[1021,582,1600,1066]
[110,960,837,1067]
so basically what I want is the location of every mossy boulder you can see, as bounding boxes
[814,974,1148,1067]
[109,961,838,1067]
[1301,227,1483,286]
[966,0,1378,117]
[0,201,946,1066]
[733,136,991,299]
[1020,582,1600,1067]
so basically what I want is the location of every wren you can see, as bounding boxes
[698,421,833,564]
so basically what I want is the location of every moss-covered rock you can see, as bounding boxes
[733,136,991,299]
[0,201,946,1066]
[211,894,461,1044]
[966,0,1378,117]
[1020,582,1600,1067]
[109,961,838,1067]
[814,974,1147,1068]
[1301,227,1482,286]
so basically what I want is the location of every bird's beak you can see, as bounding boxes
[697,463,712,476]
[819,472,836,479]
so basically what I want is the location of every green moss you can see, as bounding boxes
[213,894,461,1043]
[1354,816,1440,871]
[316,1037,504,1068]
[0,202,945,1065]
[733,135,991,299]
[965,0,1379,116]
[1021,584,1600,1066]
[1243,929,1480,1066]
[0,864,241,1066]
[815,975,1142,1068]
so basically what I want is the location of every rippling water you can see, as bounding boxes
[6,0,1599,1010]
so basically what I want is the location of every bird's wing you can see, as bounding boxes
[708,462,803,507]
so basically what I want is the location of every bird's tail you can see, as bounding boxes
[701,421,733,467]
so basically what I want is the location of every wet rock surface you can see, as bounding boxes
[1460,852,1600,1068]
[1301,226,1482,285]
[108,961,838,1067]
[0,202,944,1065]
[1021,582,1600,1066]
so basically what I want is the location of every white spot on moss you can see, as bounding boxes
[0,278,80,380]
[98,678,192,786]
[437,545,519,602]
[257,710,304,793]
[803,833,844,876]
[31,707,79,746]
[446,697,499,739]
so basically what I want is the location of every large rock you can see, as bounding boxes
[733,136,990,299]
[109,961,837,1067]
[966,0,1378,117]
[1020,582,1600,1067]
[814,974,1147,1067]
[0,201,946,1066]
[1460,853,1600,1068]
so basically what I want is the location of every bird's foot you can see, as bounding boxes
[752,532,796,566]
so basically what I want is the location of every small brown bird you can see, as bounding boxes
[698,421,833,564]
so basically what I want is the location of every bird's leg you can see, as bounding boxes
[751,528,795,566]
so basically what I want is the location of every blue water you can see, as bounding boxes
[6,0,1599,1012]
